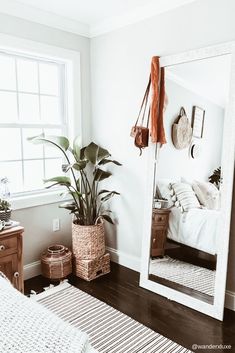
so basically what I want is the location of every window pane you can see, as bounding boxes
[0,161,23,193]
[0,54,16,90]
[39,63,59,95]
[45,158,63,179]
[17,59,38,93]
[24,160,44,191]
[0,128,21,160]
[22,128,43,159]
[41,96,60,123]
[44,128,63,158]
[19,93,40,122]
[0,92,18,122]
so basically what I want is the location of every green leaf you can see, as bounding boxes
[84,142,99,164]
[73,135,82,161]
[97,146,110,163]
[84,142,110,165]
[62,164,72,173]
[101,191,120,202]
[28,134,70,151]
[72,160,87,171]
[100,214,114,224]
[44,176,71,186]
[99,159,122,166]
[80,147,86,160]
[59,202,77,211]
[98,189,110,196]
[94,168,112,181]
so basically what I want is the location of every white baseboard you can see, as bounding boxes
[106,246,140,272]
[23,247,235,312]
[225,290,235,311]
[24,260,41,280]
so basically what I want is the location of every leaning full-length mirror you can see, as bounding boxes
[140,43,235,320]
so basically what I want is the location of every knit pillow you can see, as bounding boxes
[192,181,220,210]
[170,182,201,212]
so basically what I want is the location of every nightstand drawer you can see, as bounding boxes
[0,236,17,256]
[152,213,168,225]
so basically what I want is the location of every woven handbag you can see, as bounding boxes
[172,107,192,149]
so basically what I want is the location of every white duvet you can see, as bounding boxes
[0,274,97,353]
[167,207,220,255]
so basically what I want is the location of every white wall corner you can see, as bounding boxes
[106,246,141,272]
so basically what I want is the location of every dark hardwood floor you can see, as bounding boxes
[25,262,235,353]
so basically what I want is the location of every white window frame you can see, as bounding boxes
[0,33,82,210]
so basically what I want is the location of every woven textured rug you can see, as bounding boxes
[34,282,191,353]
[150,256,215,296]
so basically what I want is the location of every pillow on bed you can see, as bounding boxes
[170,182,201,212]
[156,179,174,207]
[192,181,220,210]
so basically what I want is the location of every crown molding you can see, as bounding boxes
[0,0,90,37]
[89,0,196,37]
[0,0,196,38]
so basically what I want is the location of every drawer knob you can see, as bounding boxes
[13,272,19,278]
[0,244,6,251]
[153,238,156,243]
[158,217,162,221]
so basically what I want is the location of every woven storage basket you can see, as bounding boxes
[74,253,110,281]
[72,217,105,260]
[41,244,72,280]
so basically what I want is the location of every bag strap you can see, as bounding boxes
[134,75,151,127]
[180,107,186,117]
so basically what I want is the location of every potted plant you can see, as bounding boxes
[29,135,121,259]
[209,167,221,189]
[0,199,11,222]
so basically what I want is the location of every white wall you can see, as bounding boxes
[157,79,224,181]
[0,13,91,273]
[90,0,235,292]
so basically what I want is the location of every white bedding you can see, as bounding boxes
[0,274,97,353]
[167,207,220,255]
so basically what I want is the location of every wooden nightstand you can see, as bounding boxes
[0,226,24,292]
[151,209,171,257]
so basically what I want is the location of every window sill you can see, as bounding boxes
[11,191,71,211]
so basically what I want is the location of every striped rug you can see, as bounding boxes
[150,256,215,296]
[35,282,191,353]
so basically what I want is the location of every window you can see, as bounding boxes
[0,50,67,195]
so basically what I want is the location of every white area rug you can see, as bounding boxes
[150,256,215,296]
[35,282,192,353]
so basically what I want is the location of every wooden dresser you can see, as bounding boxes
[151,209,171,257]
[0,226,24,292]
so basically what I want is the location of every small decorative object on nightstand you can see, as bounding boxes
[151,209,171,257]
[0,226,24,292]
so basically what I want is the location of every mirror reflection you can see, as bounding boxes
[148,54,231,304]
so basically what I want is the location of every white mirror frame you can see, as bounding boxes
[139,42,235,321]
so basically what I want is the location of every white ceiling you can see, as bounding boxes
[166,54,231,108]
[0,0,197,37]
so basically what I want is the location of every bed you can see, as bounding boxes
[0,272,97,353]
[167,206,220,255]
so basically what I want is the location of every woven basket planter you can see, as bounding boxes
[41,244,72,280]
[72,217,105,260]
[0,209,11,222]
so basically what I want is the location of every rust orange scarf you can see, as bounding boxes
[150,56,167,144]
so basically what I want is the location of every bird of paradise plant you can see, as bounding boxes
[29,135,121,225]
